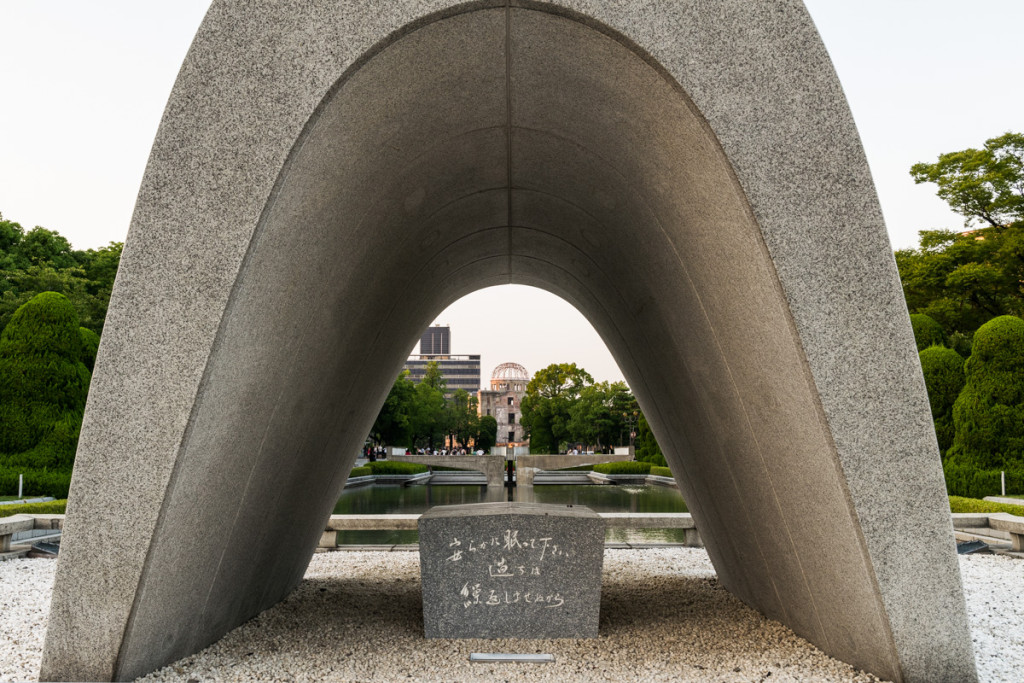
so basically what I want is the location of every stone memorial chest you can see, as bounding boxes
[418,502,605,639]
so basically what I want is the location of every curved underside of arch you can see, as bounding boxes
[41,2,975,682]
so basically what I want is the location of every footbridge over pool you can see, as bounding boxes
[390,453,631,487]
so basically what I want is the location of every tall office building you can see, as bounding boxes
[403,325,480,396]
[419,325,450,355]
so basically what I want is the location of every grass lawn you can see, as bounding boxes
[949,495,1024,516]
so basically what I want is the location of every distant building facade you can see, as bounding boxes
[478,362,530,446]
[419,325,450,355]
[403,325,480,396]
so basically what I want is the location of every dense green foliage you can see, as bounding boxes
[369,370,416,447]
[445,389,480,449]
[898,133,1024,336]
[634,414,667,466]
[910,314,947,351]
[919,345,965,452]
[0,212,122,337]
[0,498,67,518]
[348,466,372,478]
[0,467,72,499]
[649,466,673,478]
[366,461,428,475]
[411,362,447,450]
[476,415,497,452]
[79,326,100,372]
[367,365,498,451]
[520,363,593,454]
[941,316,1024,496]
[566,381,638,453]
[593,461,652,475]
[0,293,91,472]
[948,495,1024,516]
[943,460,1024,499]
[948,316,1024,468]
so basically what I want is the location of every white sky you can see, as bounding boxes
[2,2,1021,384]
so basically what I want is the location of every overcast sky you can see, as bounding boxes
[2,2,1021,384]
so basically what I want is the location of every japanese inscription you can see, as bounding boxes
[418,502,605,639]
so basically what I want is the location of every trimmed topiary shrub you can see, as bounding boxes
[79,327,100,372]
[348,466,372,478]
[0,292,90,471]
[366,461,428,475]
[650,466,673,478]
[944,316,1024,496]
[634,415,667,467]
[593,461,652,475]
[0,498,67,518]
[948,495,1024,516]
[910,314,947,351]
[919,345,965,453]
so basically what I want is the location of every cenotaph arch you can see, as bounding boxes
[41,2,976,681]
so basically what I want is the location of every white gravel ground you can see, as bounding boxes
[1,549,1020,682]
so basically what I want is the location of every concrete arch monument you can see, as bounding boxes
[42,2,976,681]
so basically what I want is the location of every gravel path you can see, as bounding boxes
[1,549,1019,682]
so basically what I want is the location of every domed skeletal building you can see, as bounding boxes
[478,362,530,446]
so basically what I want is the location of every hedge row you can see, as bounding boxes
[942,460,1024,499]
[366,461,428,475]
[0,499,67,518]
[949,495,1024,516]
[593,461,652,475]
[348,466,372,478]
[649,466,673,478]
[0,467,72,499]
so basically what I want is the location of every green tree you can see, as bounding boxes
[0,214,25,265]
[520,362,593,453]
[567,381,637,452]
[911,132,1024,229]
[475,415,498,452]
[947,316,1024,472]
[445,389,480,449]
[410,361,447,450]
[897,134,1024,338]
[0,292,91,470]
[918,345,965,453]
[369,370,416,448]
[15,227,76,269]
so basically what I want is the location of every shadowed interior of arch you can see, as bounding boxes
[104,6,905,678]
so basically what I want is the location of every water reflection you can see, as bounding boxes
[332,484,689,545]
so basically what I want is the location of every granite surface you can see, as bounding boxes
[419,502,604,638]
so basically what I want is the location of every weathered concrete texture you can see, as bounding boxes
[419,502,604,638]
[41,2,975,682]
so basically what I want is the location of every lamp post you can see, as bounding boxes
[622,410,639,459]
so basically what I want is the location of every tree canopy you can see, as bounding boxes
[519,362,593,454]
[911,132,1024,229]
[0,212,122,336]
[896,133,1024,339]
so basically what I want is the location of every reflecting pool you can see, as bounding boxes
[332,483,689,545]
